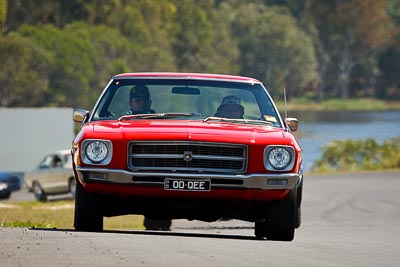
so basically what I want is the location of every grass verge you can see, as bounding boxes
[311,137,400,173]
[0,200,144,230]
[276,98,400,111]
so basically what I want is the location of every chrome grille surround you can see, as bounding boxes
[128,141,248,174]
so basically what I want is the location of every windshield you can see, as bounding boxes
[91,78,282,127]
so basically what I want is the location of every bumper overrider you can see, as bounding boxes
[75,167,302,190]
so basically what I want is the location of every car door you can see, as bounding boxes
[41,153,70,194]
[26,154,53,189]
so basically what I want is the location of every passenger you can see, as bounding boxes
[214,95,244,119]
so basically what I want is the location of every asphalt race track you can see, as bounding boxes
[1,171,400,266]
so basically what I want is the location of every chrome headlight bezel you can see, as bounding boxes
[264,145,295,171]
[81,139,113,165]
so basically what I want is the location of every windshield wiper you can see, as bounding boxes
[118,113,193,121]
[203,116,273,126]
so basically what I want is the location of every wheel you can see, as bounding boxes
[266,187,297,241]
[0,192,11,200]
[69,178,76,198]
[143,217,172,231]
[295,178,303,229]
[254,221,268,238]
[295,204,302,229]
[74,181,103,232]
[32,182,47,202]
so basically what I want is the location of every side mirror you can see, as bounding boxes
[73,109,89,123]
[286,118,298,132]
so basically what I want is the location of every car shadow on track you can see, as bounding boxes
[30,227,266,241]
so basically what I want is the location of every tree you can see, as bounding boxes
[309,0,394,98]
[18,24,92,107]
[376,0,400,99]
[2,0,399,106]
[171,0,239,73]
[4,0,87,32]
[64,22,135,105]
[0,34,49,107]
[231,3,318,97]
[80,0,177,72]
[17,23,137,108]
[0,0,6,32]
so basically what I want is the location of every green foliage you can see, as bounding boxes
[388,0,400,24]
[320,98,386,111]
[310,0,394,99]
[1,220,52,228]
[15,22,137,108]
[82,0,178,71]
[0,200,144,230]
[0,0,6,29]
[312,137,400,172]
[276,97,400,111]
[172,0,214,70]
[231,4,318,95]
[0,33,49,106]
[0,0,400,108]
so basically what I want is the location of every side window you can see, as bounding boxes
[53,156,63,168]
[39,155,53,169]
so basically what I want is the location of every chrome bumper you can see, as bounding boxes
[75,167,302,190]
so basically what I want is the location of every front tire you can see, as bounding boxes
[143,217,172,231]
[0,192,11,200]
[254,221,268,238]
[32,182,47,202]
[69,178,76,198]
[266,187,297,241]
[74,181,103,232]
[295,178,303,228]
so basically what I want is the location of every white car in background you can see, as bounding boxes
[24,150,75,201]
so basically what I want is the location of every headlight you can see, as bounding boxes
[264,146,295,171]
[0,182,8,191]
[82,140,112,165]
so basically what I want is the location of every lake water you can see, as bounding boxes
[291,110,400,171]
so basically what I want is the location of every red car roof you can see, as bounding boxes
[113,72,260,83]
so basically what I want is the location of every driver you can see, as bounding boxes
[124,85,155,115]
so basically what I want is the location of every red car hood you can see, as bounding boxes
[81,120,295,146]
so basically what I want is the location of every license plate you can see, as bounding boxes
[164,178,211,191]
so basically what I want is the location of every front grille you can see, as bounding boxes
[128,141,248,174]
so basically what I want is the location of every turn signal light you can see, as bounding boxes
[267,179,288,186]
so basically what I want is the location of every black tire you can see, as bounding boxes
[74,181,103,232]
[295,178,303,228]
[266,187,297,241]
[69,178,76,198]
[0,192,11,200]
[254,221,268,238]
[295,205,302,229]
[143,217,172,231]
[32,182,47,202]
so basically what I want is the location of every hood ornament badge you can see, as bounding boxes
[183,151,193,161]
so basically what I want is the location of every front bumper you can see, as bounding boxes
[75,167,301,190]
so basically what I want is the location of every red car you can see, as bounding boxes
[72,72,303,241]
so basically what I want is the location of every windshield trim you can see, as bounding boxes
[88,78,284,129]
